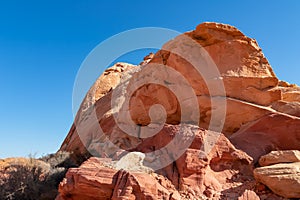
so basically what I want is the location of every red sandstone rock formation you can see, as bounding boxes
[57,22,300,199]
[57,128,254,199]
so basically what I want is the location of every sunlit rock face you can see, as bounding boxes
[57,22,300,199]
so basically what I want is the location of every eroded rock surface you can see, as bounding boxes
[57,127,254,200]
[57,22,300,199]
[230,114,300,162]
[259,150,300,167]
[254,162,300,198]
[56,157,182,200]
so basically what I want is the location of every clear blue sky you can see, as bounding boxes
[0,1,299,158]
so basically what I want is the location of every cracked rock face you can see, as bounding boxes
[57,22,300,199]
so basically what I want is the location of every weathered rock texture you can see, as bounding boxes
[253,150,300,198]
[230,113,300,162]
[254,162,300,198]
[259,150,300,167]
[57,128,254,200]
[56,157,181,200]
[77,62,136,118]
[57,22,300,199]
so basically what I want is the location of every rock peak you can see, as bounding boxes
[57,22,300,200]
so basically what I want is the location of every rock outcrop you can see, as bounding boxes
[56,157,181,200]
[230,113,300,162]
[77,62,137,118]
[254,151,300,198]
[57,128,254,200]
[259,150,300,167]
[57,22,300,199]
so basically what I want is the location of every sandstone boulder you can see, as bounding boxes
[278,80,300,102]
[254,162,300,198]
[259,150,300,167]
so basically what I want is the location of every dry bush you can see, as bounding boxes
[0,151,76,200]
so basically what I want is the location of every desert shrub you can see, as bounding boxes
[0,158,49,200]
[0,151,76,200]
[40,151,77,169]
